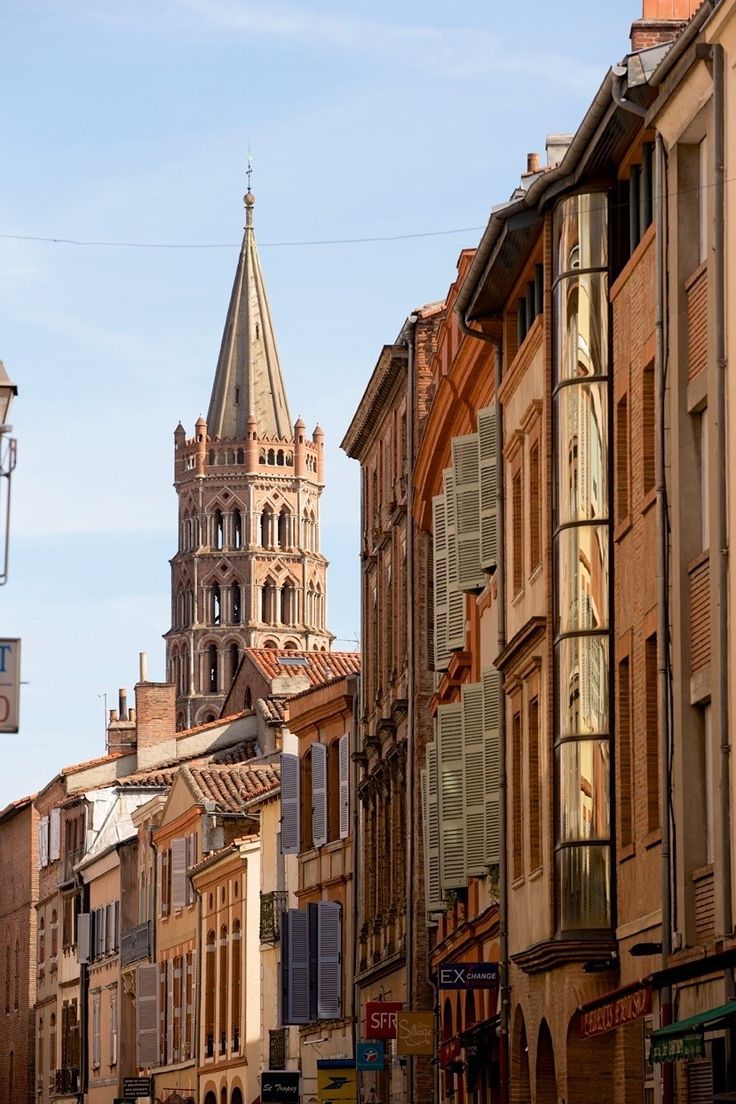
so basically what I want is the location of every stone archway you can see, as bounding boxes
[535,1018,557,1104]
[510,1007,531,1104]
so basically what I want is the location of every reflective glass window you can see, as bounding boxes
[556,524,609,634]
[558,740,610,842]
[554,193,608,277]
[556,635,609,739]
[555,274,609,381]
[556,845,611,929]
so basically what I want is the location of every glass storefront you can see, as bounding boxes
[553,192,612,932]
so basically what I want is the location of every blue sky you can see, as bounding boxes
[0,0,639,808]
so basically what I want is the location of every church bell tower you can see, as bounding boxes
[165,187,332,730]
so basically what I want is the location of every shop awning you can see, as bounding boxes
[650,1001,736,1041]
[649,1001,736,1063]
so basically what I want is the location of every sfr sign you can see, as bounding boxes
[0,639,20,733]
[365,1001,403,1039]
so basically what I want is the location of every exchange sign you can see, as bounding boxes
[437,962,499,989]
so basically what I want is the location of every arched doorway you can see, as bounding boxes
[510,1007,531,1104]
[535,1019,557,1104]
[231,1089,243,1104]
[204,1093,216,1104]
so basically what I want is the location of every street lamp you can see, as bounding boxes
[0,360,18,586]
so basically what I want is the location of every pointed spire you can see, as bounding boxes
[206,184,292,440]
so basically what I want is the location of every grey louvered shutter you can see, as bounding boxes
[462,682,486,877]
[286,910,311,1024]
[478,405,499,573]
[453,433,485,591]
[39,817,49,868]
[432,494,450,670]
[311,743,328,848]
[280,752,300,854]
[317,901,342,1020]
[421,767,430,912]
[166,957,174,1063]
[136,962,159,1069]
[77,913,90,965]
[437,702,467,890]
[49,808,61,862]
[444,468,466,651]
[426,743,444,912]
[483,668,502,866]
[338,733,350,840]
[171,837,188,910]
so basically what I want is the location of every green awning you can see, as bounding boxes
[650,1000,736,1041]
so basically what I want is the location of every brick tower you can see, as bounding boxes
[165,188,332,729]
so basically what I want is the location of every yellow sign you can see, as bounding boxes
[396,1011,434,1055]
[317,1065,357,1101]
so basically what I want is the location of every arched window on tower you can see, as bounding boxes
[306,581,315,626]
[181,646,189,696]
[233,510,243,550]
[229,642,239,684]
[278,506,291,551]
[261,506,273,549]
[212,583,221,625]
[231,584,241,624]
[310,510,317,553]
[207,645,218,693]
[262,578,276,624]
[315,582,323,629]
[214,509,224,550]
[281,579,296,626]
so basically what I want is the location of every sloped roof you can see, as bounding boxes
[207,193,292,439]
[245,647,360,688]
[182,762,280,813]
[115,737,258,789]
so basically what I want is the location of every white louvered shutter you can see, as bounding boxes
[286,910,311,1024]
[338,732,350,839]
[483,668,502,866]
[478,405,499,573]
[317,901,342,1020]
[437,703,467,890]
[77,913,90,965]
[136,962,159,1069]
[49,808,61,862]
[444,468,466,651]
[171,837,188,910]
[311,743,328,848]
[432,494,450,670]
[462,682,486,877]
[426,743,444,912]
[453,433,485,591]
[92,993,101,1067]
[280,752,300,855]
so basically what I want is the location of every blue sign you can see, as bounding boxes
[357,1040,385,1070]
[438,961,500,989]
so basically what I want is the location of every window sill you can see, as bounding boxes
[511,874,526,890]
[528,562,543,586]
[614,516,632,544]
[645,830,662,851]
[528,865,543,882]
[639,487,656,516]
[618,842,636,864]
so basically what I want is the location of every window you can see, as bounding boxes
[50,910,58,963]
[616,393,629,524]
[212,583,221,625]
[528,698,541,870]
[618,655,633,848]
[92,992,101,1069]
[214,509,224,550]
[207,645,218,693]
[529,439,541,571]
[219,926,228,1054]
[231,584,241,624]
[110,987,118,1065]
[512,468,523,596]
[233,510,243,549]
[231,920,241,1051]
[205,931,216,1059]
[642,362,655,496]
[512,707,523,879]
[645,633,659,832]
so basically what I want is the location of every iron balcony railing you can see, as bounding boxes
[54,1067,80,1095]
[120,920,152,967]
[259,890,287,944]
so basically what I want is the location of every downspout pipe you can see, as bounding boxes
[654,133,674,1104]
[402,313,418,1104]
[711,39,732,950]
[458,315,509,1104]
[348,674,361,1088]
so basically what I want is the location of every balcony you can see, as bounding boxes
[54,1067,80,1095]
[260,890,287,944]
[120,920,152,967]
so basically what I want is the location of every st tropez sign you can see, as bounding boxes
[0,639,20,732]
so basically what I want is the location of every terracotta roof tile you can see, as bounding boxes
[246,648,361,688]
[183,762,280,813]
[257,697,286,724]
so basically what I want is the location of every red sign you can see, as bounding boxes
[439,1036,461,1069]
[580,985,652,1039]
[365,1001,403,1039]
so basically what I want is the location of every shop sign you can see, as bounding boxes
[122,1079,152,1099]
[396,1011,434,1055]
[650,1032,705,1064]
[581,985,652,1039]
[365,1000,403,1039]
[438,962,499,989]
[0,639,20,733]
[439,1035,462,1069]
[357,1041,385,1070]
[260,1071,300,1102]
[317,1060,357,1102]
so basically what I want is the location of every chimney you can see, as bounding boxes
[119,688,128,721]
[134,679,177,770]
[631,0,701,51]
[526,152,541,174]
[139,651,148,682]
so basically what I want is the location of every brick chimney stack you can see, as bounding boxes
[631,0,702,51]
[135,653,177,769]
